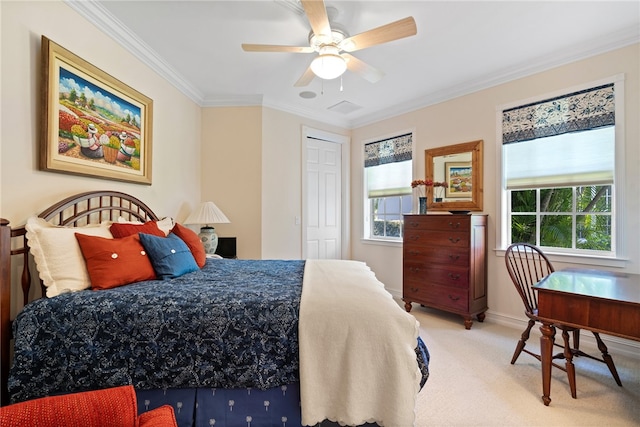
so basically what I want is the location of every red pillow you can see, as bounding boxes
[171,223,206,268]
[138,405,177,426]
[109,221,165,238]
[75,233,156,290]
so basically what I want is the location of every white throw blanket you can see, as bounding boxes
[299,259,421,427]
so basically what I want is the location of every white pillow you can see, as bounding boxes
[116,216,174,236]
[25,217,113,297]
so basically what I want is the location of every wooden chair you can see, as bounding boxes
[504,243,621,398]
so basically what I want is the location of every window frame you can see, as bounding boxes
[368,194,413,240]
[362,129,415,243]
[507,185,615,255]
[496,75,627,268]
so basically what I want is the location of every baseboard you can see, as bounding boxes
[487,311,640,360]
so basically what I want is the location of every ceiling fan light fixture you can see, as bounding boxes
[310,45,347,80]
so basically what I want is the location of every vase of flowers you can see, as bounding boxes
[434,181,447,202]
[411,179,447,213]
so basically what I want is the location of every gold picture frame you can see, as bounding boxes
[40,36,153,184]
[445,162,472,198]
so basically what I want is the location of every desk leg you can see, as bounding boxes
[561,329,577,398]
[540,322,555,406]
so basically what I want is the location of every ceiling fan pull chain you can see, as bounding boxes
[340,75,344,92]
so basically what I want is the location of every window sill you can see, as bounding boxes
[495,248,629,269]
[361,238,403,248]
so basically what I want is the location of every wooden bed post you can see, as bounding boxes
[1,219,11,406]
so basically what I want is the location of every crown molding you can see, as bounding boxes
[261,97,352,129]
[201,94,264,108]
[350,25,640,129]
[65,0,638,130]
[64,0,205,104]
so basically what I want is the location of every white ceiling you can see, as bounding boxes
[68,1,639,128]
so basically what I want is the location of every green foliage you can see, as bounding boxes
[68,89,77,102]
[373,220,401,237]
[510,186,612,251]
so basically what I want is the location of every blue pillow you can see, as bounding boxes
[138,232,199,279]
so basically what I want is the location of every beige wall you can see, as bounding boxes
[1,1,202,310]
[1,1,202,225]
[261,107,350,259]
[200,106,349,259]
[351,44,640,333]
[200,106,262,259]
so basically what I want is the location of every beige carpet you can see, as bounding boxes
[411,307,640,427]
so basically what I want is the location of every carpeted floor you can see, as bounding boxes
[411,307,640,427]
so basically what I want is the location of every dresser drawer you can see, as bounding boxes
[404,215,470,232]
[404,229,470,248]
[402,213,487,329]
[404,263,469,288]
[403,283,469,312]
[404,245,469,266]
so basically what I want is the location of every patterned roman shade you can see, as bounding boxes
[502,83,614,145]
[502,83,616,189]
[364,133,412,167]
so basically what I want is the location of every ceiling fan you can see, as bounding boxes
[241,0,417,87]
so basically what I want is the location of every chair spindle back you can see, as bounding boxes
[505,243,554,314]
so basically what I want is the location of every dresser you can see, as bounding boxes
[403,214,488,329]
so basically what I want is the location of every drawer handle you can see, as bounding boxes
[448,273,461,280]
[409,221,420,228]
[410,287,419,293]
[448,237,461,243]
[409,250,421,256]
[448,295,460,301]
[409,267,421,273]
[448,221,461,229]
[409,235,420,241]
[448,254,460,261]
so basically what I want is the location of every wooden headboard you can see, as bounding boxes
[0,190,160,405]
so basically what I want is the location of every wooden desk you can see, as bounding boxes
[533,269,640,406]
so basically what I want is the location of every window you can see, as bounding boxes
[502,83,616,255]
[364,133,413,240]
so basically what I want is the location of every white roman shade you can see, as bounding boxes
[504,127,614,189]
[503,84,615,190]
[365,133,412,197]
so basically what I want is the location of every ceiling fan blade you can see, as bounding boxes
[242,44,314,53]
[343,53,384,83]
[341,17,417,52]
[294,65,316,87]
[301,0,331,37]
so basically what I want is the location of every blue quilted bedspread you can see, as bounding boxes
[9,259,305,403]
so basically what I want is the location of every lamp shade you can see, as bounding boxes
[310,45,347,80]
[184,201,230,226]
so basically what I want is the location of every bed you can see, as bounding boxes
[0,191,429,427]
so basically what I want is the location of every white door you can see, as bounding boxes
[304,136,342,259]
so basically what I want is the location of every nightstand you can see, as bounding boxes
[214,237,237,259]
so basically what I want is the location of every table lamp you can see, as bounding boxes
[184,201,230,254]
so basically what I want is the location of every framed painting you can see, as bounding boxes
[40,36,153,184]
[445,162,472,198]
